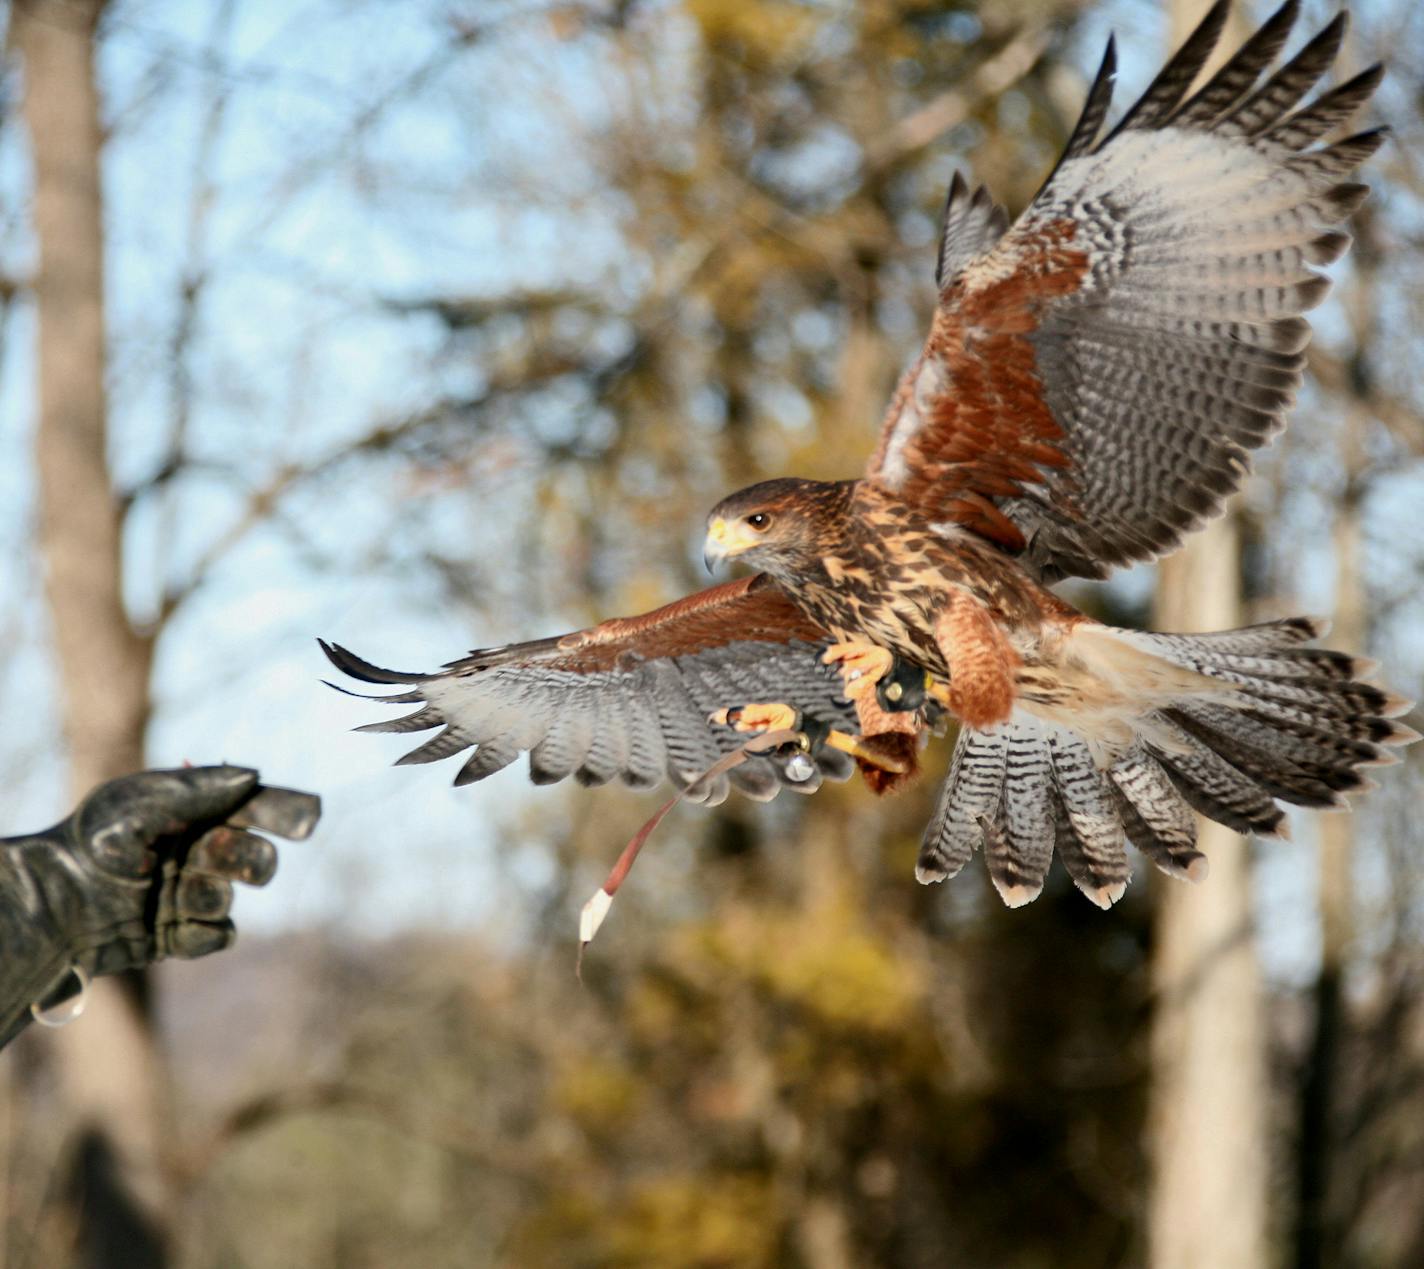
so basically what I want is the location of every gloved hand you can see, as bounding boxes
[0,766,320,1049]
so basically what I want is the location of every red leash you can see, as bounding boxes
[576,728,804,976]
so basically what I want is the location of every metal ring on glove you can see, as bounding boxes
[30,963,90,1028]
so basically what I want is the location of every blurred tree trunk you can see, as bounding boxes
[1293,421,1361,1269]
[1294,209,1378,1269]
[9,2,168,1266]
[1146,5,1267,1268]
[1148,520,1268,1269]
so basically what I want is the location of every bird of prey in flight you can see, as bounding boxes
[325,0,1414,912]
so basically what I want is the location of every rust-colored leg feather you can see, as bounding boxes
[935,590,1019,728]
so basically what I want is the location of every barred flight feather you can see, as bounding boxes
[1055,39,1116,166]
[867,0,1386,584]
[455,736,521,786]
[1216,13,1345,137]
[528,702,594,785]
[1106,0,1230,139]
[1173,0,1300,128]
[320,577,860,807]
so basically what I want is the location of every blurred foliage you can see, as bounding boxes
[173,871,1152,1267]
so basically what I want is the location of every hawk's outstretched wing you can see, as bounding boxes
[322,575,860,805]
[866,0,1383,582]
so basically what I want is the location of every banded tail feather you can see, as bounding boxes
[917,619,1417,908]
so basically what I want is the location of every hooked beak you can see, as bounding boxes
[703,516,756,574]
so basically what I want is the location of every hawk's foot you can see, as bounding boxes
[926,676,952,710]
[823,729,913,776]
[842,731,920,795]
[710,702,801,734]
[708,703,912,781]
[821,641,894,701]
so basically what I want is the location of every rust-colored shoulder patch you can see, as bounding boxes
[550,575,830,670]
[866,217,1089,550]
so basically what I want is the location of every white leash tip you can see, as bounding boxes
[579,887,614,946]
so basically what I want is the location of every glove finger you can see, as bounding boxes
[130,766,261,828]
[81,766,260,855]
[175,870,235,922]
[229,787,321,841]
[168,919,236,960]
[190,826,279,887]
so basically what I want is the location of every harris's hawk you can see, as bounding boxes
[325,1,1415,910]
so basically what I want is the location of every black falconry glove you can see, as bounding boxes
[0,765,320,1051]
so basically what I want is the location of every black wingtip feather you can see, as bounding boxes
[321,677,425,706]
[1108,0,1230,141]
[1222,12,1348,136]
[1175,0,1301,127]
[320,677,367,699]
[935,171,969,289]
[1067,35,1118,158]
[1342,126,1391,158]
[1324,181,1371,218]
[319,638,428,684]
[1284,64,1387,137]
[1353,62,1386,97]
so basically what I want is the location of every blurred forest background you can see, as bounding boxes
[2,0,1423,1265]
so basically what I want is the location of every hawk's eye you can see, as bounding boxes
[747,512,771,532]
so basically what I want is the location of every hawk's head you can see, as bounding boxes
[703,478,852,581]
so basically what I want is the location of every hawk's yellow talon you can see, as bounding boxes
[712,702,799,734]
[824,729,911,775]
[822,640,895,701]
